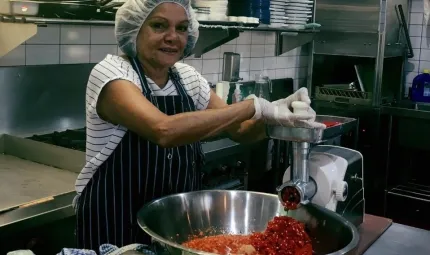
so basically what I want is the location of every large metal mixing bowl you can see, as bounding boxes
[137,190,359,255]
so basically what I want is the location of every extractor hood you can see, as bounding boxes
[313,0,411,58]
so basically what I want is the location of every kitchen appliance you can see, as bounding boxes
[137,190,360,255]
[217,52,241,102]
[27,128,252,191]
[307,0,411,220]
[312,102,386,217]
[382,113,430,230]
[268,115,365,227]
[310,0,412,106]
[221,52,241,82]
[314,0,410,58]
[312,55,405,107]
[253,73,272,101]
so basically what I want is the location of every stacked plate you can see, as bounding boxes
[269,0,314,28]
[269,0,287,27]
[285,0,313,26]
[192,0,228,21]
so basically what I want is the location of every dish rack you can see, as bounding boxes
[315,86,373,106]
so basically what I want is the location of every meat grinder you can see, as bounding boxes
[267,115,365,227]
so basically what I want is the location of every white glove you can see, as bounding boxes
[272,87,311,108]
[247,87,326,129]
[291,106,326,129]
[273,88,326,129]
[247,95,312,127]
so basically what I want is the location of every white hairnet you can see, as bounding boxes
[115,0,199,58]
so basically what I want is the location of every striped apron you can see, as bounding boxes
[75,57,205,250]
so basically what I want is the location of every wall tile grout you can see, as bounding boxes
[0,28,308,87]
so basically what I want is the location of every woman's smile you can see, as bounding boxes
[159,47,179,55]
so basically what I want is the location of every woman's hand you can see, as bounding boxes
[272,90,326,129]
[273,87,311,107]
[248,88,326,129]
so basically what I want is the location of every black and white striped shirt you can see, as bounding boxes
[75,54,211,194]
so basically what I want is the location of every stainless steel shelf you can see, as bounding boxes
[1,15,319,33]
[0,15,319,57]
[243,27,319,33]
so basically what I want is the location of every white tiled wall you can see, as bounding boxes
[405,0,430,95]
[0,25,308,88]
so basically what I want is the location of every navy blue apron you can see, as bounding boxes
[76,57,205,250]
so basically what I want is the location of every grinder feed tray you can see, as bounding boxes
[267,115,357,143]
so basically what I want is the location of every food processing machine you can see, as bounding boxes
[268,114,365,227]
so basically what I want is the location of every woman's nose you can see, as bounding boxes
[164,28,179,42]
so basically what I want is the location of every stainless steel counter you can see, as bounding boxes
[0,137,253,235]
[364,223,430,255]
[2,189,430,254]
[0,134,82,212]
[313,99,430,120]
[381,100,430,120]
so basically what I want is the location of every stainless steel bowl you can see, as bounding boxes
[137,190,359,255]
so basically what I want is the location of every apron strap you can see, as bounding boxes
[130,57,186,99]
[168,67,189,98]
[129,57,151,95]
[129,57,205,166]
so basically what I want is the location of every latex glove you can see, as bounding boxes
[273,88,326,129]
[247,95,314,127]
[273,87,311,107]
[291,106,327,129]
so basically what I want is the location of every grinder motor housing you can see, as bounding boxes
[268,114,363,227]
[282,145,365,227]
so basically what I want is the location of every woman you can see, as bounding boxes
[75,0,325,250]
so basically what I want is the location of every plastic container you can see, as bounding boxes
[411,69,430,103]
[232,83,243,103]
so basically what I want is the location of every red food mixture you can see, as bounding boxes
[322,121,341,128]
[281,186,301,210]
[182,216,312,255]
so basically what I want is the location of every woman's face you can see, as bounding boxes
[136,3,189,68]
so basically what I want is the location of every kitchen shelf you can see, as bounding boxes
[193,27,240,58]
[198,22,318,56]
[0,15,318,57]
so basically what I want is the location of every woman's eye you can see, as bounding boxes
[151,23,166,30]
[177,26,188,32]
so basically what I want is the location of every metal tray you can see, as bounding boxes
[267,115,357,143]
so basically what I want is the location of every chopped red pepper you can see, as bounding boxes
[322,121,341,128]
[295,244,313,255]
[250,216,312,255]
[182,216,312,255]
